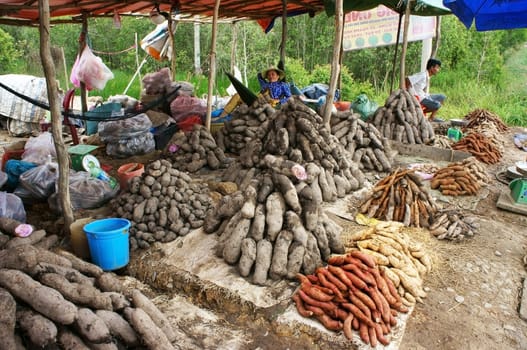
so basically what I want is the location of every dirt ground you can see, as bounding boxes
[2,124,527,350]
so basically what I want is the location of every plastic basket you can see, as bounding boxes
[84,102,123,118]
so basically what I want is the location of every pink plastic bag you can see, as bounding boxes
[70,46,114,91]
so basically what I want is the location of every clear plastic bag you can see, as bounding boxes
[18,161,59,200]
[48,171,119,213]
[21,132,56,165]
[106,132,155,158]
[0,191,26,222]
[98,114,152,142]
[70,45,114,91]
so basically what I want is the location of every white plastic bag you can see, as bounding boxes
[21,132,56,165]
[70,45,114,91]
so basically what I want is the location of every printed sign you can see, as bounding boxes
[343,5,436,51]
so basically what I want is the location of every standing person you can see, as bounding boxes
[405,58,446,121]
[258,66,292,107]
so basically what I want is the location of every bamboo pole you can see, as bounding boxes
[38,0,74,234]
[205,0,220,131]
[322,0,343,127]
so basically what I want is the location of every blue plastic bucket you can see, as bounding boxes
[83,218,130,271]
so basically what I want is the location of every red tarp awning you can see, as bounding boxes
[0,0,325,25]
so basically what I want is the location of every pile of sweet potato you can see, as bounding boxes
[0,240,181,349]
[370,89,435,145]
[291,251,409,347]
[111,159,214,250]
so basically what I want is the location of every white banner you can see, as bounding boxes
[343,6,436,51]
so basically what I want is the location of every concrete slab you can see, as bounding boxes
[128,226,413,349]
[390,141,472,163]
[519,278,527,322]
[496,191,527,216]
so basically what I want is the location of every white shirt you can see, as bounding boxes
[407,71,430,100]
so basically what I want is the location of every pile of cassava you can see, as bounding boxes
[369,89,435,144]
[330,111,393,172]
[358,168,440,228]
[204,97,387,285]
[451,132,503,164]
[430,156,490,196]
[0,220,182,349]
[429,209,480,241]
[110,159,214,250]
[163,124,231,173]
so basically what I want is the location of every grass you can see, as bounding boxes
[432,44,527,126]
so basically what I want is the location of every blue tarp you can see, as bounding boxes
[443,0,527,31]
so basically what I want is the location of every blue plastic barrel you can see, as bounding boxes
[83,218,130,271]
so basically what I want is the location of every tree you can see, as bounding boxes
[0,27,22,73]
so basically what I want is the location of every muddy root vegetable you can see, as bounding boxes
[131,289,178,343]
[127,307,176,350]
[0,269,77,325]
[0,287,17,349]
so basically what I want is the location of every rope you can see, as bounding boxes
[0,80,180,122]
[91,45,137,56]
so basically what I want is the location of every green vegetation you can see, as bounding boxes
[0,14,526,125]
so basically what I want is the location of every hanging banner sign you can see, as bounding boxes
[343,6,436,51]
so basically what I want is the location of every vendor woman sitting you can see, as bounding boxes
[257,66,292,107]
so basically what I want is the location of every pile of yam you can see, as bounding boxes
[216,96,276,154]
[111,159,213,250]
[358,168,439,228]
[341,220,431,305]
[203,166,347,285]
[369,89,435,144]
[429,209,480,241]
[451,132,502,164]
[330,111,393,171]
[431,157,489,196]
[164,124,231,172]
[229,96,366,200]
[0,242,182,349]
[291,251,409,347]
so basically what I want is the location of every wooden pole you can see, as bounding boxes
[280,0,287,68]
[205,0,220,130]
[399,0,413,89]
[79,15,88,114]
[61,47,69,90]
[39,0,74,234]
[230,21,237,74]
[168,16,176,79]
[322,0,343,127]
[390,13,403,94]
